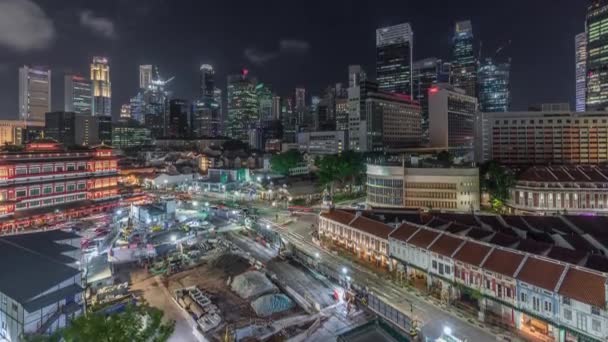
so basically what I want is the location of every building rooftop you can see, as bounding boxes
[558,267,607,308]
[428,234,465,257]
[407,229,440,249]
[389,222,420,242]
[349,215,394,239]
[0,232,80,308]
[517,257,566,291]
[320,210,356,226]
[547,246,587,265]
[482,248,525,277]
[452,241,492,267]
[518,165,608,183]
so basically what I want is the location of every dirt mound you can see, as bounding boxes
[231,271,277,299]
[211,253,250,276]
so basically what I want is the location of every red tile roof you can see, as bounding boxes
[389,222,420,242]
[559,268,607,308]
[428,234,465,257]
[453,241,492,266]
[349,215,393,240]
[482,248,525,277]
[517,257,566,291]
[320,210,356,226]
[408,229,440,249]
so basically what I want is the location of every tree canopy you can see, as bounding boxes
[315,151,365,193]
[28,304,175,342]
[270,150,303,176]
[480,161,515,212]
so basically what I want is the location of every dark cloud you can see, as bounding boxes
[0,0,55,52]
[244,39,311,65]
[79,10,116,39]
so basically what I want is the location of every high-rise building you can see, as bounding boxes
[168,99,190,138]
[90,57,111,117]
[139,65,153,90]
[413,58,450,144]
[44,111,99,147]
[586,0,608,111]
[18,66,51,123]
[576,32,587,112]
[348,65,367,88]
[119,104,131,121]
[450,20,477,97]
[129,92,145,124]
[64,75,92,115]
[192,64,221,138]
[335,98,349,132]
[376,23,414,96]
[200,64,215,99]
[226,69,258,142]
[281,98,296,143]
[477,58,511,112]
[295,87,307,126]
[428,83,478,151]
[475,111,608,165]
[112,120,153,148]
[348,80,421,152]
[97,116,112,144]
[191,99,221,138]
[271,95,281,120]
[213,88,223,134]
[257,84,273,121]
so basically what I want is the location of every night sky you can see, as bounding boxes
[0,0,586,119]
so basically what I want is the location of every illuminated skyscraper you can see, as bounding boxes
[257,84,273,121]
[478,58,511,112]
[200,64,215,99]
[19,66,51,123]
[413,58,450,144]
[64,75,92,115]
[586,0,608,110]
[272,95,281,120]
[376,23,413,96]
[450,20,477,97]
[192,64,221,138]
[90,57,111,117]
[226,69,258,142]
[576,32,587,112]
[119,104,131,121]
[139,65,153,90]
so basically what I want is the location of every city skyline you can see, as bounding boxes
[0,0,586,118]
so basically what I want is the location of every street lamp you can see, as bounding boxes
[443,326,452,336]
[266,224,270,229]
[171,235,177,243]
[116,210,122,215]
[192,201,198,207]
[342,267,348,275]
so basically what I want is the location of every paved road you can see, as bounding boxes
[264,216,497,342]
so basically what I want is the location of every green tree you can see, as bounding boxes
[315,151,365,194]
[436,150,454,166]
[480,161,515,212]
[270,150,303,176]
[42,304,175,342]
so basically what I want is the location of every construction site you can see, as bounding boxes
[154,237,336,341]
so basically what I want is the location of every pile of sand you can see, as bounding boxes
[231,271,277,299]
